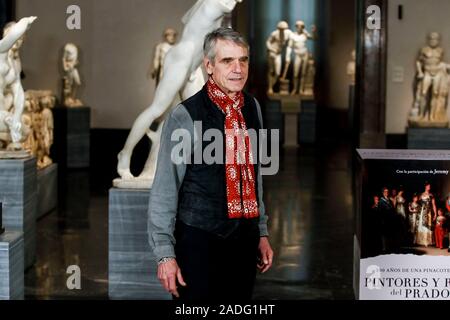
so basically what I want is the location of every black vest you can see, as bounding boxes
[177,86,261,238]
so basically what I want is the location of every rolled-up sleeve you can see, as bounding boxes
[147,104,194,261]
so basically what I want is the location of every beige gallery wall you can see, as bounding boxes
[16,0,196,128]
[387,0,450,134]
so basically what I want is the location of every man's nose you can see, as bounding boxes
[233,61,243,73]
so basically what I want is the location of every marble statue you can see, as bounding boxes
[62,43,83,107]
[285,21,316,96]
[266,21,292,95]
[409,32,449,128]
[22,90,55,169]
[148,28,178,87]
[347,49,356,85]
[0,16,37,156]
[115,0,243,189]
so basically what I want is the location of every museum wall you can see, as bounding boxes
[16,0,196,129]
[387,0,450,134]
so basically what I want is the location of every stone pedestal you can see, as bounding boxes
[0,157,37,269]
[298,99,316,144]
[265,99,284,145]
[37,163,58,219]
[281,97,301,148]
[53,106,90,169]
[108,188,171,300]
[407,128,450,150]
[0,231,24,300]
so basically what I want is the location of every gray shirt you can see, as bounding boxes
[147,98,269,262]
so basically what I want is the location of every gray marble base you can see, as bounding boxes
[0,157,37,269]
[37,163,58,219]
[0,231,24,300]
[407,128,450,150]
[265,98,316,145]
[298,99,316,144]
[53,106,90,169]
[108,188,171,300]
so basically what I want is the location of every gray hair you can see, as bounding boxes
[203,27,249,63]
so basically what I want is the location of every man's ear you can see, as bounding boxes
[204,57,214,75]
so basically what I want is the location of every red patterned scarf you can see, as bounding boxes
[206,77,259,219]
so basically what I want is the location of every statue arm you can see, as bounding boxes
[72,69,81,86]
[153,45,162,72]
[266,34,275,53]
[0,16,36,53]
[416,58,424,78]
[285,38,293,63]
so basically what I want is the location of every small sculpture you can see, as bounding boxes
[285,21,316,96]
[409,32,449,128]
[62,43,83,107]
[148,28,178,87]
[115,0,243,188]
[0,16,37,155]
[347,49,356,86]
[266,21,292,95]
[22,90,55,169]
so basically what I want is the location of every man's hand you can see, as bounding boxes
[257,237,274,274]
[157,258,186,298]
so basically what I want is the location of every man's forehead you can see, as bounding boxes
[215,39,248,58]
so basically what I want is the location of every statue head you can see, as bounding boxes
[277,20,289,31]
[427,32,441,48]
[163,28,177,45]
[63,43,79,64]
[351,49,356,61]
[295,20,305,32]
[3,21,24,52]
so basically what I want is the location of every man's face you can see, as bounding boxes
[383,189,389,198]
[205,39,249,98]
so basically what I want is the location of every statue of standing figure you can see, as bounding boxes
[115,0,243,188]
[0,16,37,154]
[409,32,449,127]
[62,43,83,107]
[266,21,292,95]
[148,28,178,87]
[347,49,356,86]
[285,20,316,96]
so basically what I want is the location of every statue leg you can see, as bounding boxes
[267,56,275,95]
[291,56,301,95]
[274,54,282,87]
[420,75,432,120]
[299,54,309,94]
[117,61,190,179]
[6,80,25,150]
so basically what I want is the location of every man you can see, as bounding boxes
[378,187,394,253]
[148,27,273,301]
